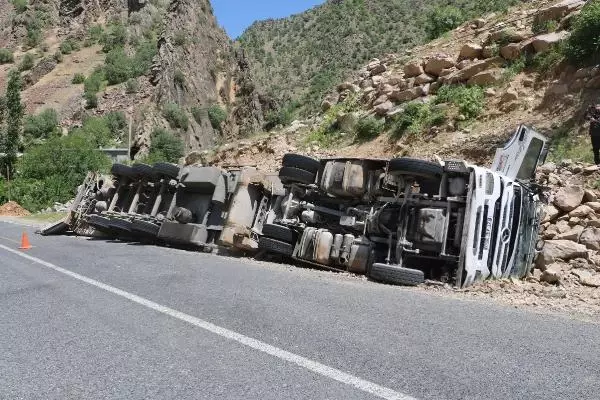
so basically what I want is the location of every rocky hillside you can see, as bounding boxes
[208,0,599,172]
[0,0,268,155]
[238,0,524,112]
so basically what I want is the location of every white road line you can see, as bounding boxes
[0,244,418,400]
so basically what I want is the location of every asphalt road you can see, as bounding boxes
[1,220,600,400]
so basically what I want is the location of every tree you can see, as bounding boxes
[147,128,184,163]
[1,70,23,177]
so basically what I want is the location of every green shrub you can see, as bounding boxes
[131,40,157,77]
[84,91,98,109]
[208,104,227,131]
[174,69,185,86]
[59,39,79,55]
[531,44,564,77]
[264,102,298,130]
[25,22,42,48]
[53,50,63,63]
[104,48,132,85]
[19,53,35,71]
[425,6,464,40]
[532,19,558,35]
[355,116,384,141]
[84,69,104,94]
[106,111,127,139]
[563,1,600,67]
[72,73,85,84]
[23,108,59,141]
[11,0,27,13]
[125,78,139,93]
[101,22,127,52]
[76,116,112,147]
[147,128,185,163]
[88,25,104,43]
[2,133,111,211]
[162,103,189,130]
[435,85,484,119]
[0,49,14,64]
[501,56,526,83]
[391,102,446,138]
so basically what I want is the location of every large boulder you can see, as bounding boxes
[488,29,529,44]
[542,204,561,223]
[424,55,456,77]
[468,68,503,86]
[553,185,585,212]
[536,240,589,269]
[389,88,421,102]
[459,43,483,60]
[500,43,521,61]
[540,263,565,284]
[404,61,424,78]
[534,0,585,25]
[374,101,394,116]
[580,228,600,251]
[414,73,435,85]
[569,204,593,218]
[444,57,504,84]
[532,31,570,53]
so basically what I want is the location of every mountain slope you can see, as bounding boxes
[0,0,267,155]
[238,0,523,112]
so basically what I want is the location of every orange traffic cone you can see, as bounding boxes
[19,232,32,250]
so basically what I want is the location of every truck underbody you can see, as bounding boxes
[43,125,547,288]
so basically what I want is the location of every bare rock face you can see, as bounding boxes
[414,73,435,85]
[553,185,585,212]
[374,101,393,116]
[147,0,267,152]
[536,240,589,269]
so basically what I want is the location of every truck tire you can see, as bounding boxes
[262,223,296,243]
[279,167,316,185]
[258,237,293,256]
[153,162,180,179]
[388,158,442,180]
[132,163,155,179]
[111,163,136,179]
[131,220,161,237]
[108,218,134,233]
[282,154,321,174]
[87,215,112,232]
[368,263,425,286]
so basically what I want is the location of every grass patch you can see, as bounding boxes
[548,127,594,164]
[435,85,484,119]
[390,102,447,138]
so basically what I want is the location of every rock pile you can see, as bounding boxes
[322,0,592,118]
[535,161,600,288]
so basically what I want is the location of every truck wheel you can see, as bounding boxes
[108,218,134,234]
[258,237,293,256]
[279,167,316,185]
[153,162,180,179]
[132,163,155,179]
[87,215,112,232]
[111,163,136,179]
[131,220,161,237]
[282,154,321,174]
[388,158,442,180]
[368,263,425,286]
[262,223,296,243]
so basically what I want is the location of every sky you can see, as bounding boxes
[212,0,326,39]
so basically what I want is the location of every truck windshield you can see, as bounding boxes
[516,137,544,181]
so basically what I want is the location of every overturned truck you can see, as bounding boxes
[45,125,548,288]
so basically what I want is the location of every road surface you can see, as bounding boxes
[1,220,599,400]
